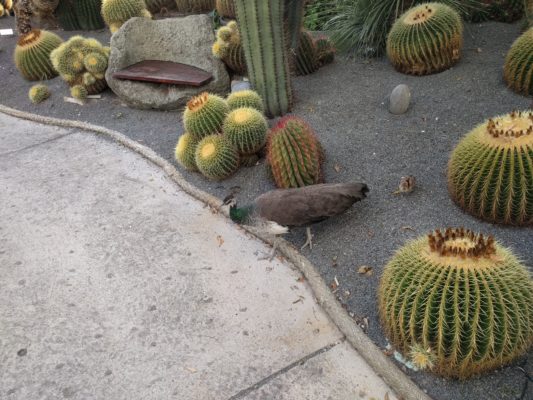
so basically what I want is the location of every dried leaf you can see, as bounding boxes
[331,255,338,268]
[64,96,84,106]
[357,265,373,276]
[400,226,415,232]
[216,235,224,247]
[334,163,341,173]
[185,367,197,373]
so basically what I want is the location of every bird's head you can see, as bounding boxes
[222,194,249,223]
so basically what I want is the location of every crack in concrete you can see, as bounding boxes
[227,339,345,400]
[0,132,73,158]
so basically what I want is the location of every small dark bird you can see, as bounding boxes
[223,183,368,258]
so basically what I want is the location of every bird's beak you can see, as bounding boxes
[222,194,235,206]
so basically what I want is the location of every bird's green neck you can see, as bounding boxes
[229,205,253,224]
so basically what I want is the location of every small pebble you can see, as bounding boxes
[389,84,411,115]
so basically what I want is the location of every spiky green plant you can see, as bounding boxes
[227,90,264,112]
[195,134,240,180]
[14,29,63,81]
[526,0,533,28]
[448,111,533,226]
[50,36,109,95]
[504,28,533,96]
[212,21,246,74]
[319,0,480,56]
[379,227,533,379]
[266,116,323,188]
[101,0,151,33]
[235,0,292,117]
[175,132,199,171]
[71,84,88,100]
[386,3,463,75]
[54,0,105,30]
[314,34,335,66]
[216,0,234,17]
[175,0,215,12]
[223,107,268,155]
[28,84,50,103]
[144,0,175,13]
[469,0,523,22]
[295,30,320,76]
[183,92,230,140]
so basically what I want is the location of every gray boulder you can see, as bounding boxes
[389,84,411,115]
[106,15,230,110]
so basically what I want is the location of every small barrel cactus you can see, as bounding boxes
[101,0,151,33]
[314,35,335,66]
[71,84,88,100]
[295,30,320,76]
[50,36,109,96]
[28,84,50,103]
[226,90,264,113]
[215,0,234,18]
[14,29,63,81]
[212,21,246,75]
[195,134,240,180]
[223,107,268,155]
[504,28,533,96]
[386,2,463,75]
[175,132,199,171]
[183,92,229,140]
[379,228,533,379]
[448,111,533,226]
[266,116,323,189]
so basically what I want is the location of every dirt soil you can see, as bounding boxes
[0,17,531,400]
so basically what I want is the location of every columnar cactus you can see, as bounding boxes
[195,134,240,180]
[223,107,268,155]
[266,116,323,188]
[28,83,50,103]
[14,29,63,81]
[215,0,234,18]
[504,28,533,96]
[175,132,199,171]
[235,0,292,117]
[447,111,533,225]
[379,228,533,379]
[101,0,151,33]
[50,36,109,98]
[212,21,246,75]
[227,90,264,112]
[54,0,105,30]
[386,2,463,75]
[183,92,230,140]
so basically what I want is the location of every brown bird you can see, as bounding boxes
[223,183,368,257]
[393,175,416,194]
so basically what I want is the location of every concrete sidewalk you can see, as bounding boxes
[0,113,397,400]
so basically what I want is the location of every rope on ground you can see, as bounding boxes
[0,104,433,400]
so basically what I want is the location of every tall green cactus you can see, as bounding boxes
[235,0,292,117]
[54,0,105,31]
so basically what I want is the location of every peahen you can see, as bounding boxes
[223,183,368,258]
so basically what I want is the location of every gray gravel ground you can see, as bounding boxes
[0,17,531,400]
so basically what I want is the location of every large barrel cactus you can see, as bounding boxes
[386,2,463,75]
[504,28,533,96]
[223,107,268,155]
[447,111,533,226]
[195,134,240,180]
[266,116,323,188]
[379,228,533,379]
[101,0,151,33]
[14,29,63,81]
[235,0,292,117]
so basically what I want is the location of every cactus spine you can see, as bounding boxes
[379,228,533,379]
[387,2,463,75]
[235,0,292,117]
[215,0,234,17]
[226,90,264,112]
[212,21,246,75]
[195,134,240,180]
[223,107,268,155]
[28,84,50,103]
[183,92,229,140]
[14,29,63,81]
[50,36,109,96]
[54,0,105,31]
[447,111,533,225]
[175,132,199,171]
[101,0,151,33]
[266,116,323,188]
[504,28,533,96]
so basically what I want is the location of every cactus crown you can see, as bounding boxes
[426,228,496,263]
[403,3,436,24]
[17,29,42,47]
[187,92,210,112]
[484,111,533,146]
[199,141,216,158]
